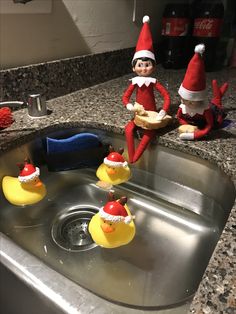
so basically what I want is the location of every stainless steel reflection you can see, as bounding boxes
[0,101,25,108]
[0,94,47,117]
[0,128,235,313]
[51,206,98,252]
[27,94,47,117]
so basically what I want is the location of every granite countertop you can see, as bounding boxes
[0,67,235,314]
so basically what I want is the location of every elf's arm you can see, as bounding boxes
[180,109,213,140]
[155,82,171,111]
[193,109,214,139]
[177,107,189,125]
[122,84,136,111]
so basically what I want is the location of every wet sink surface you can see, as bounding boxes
[0,128,235,311]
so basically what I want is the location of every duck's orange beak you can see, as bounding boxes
[101,221,115,233]
[21,177,43,190]
[34,180,43,188]
[32,178,43,188]
[106,167,116,175]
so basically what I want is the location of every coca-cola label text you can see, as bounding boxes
[162,18,189,36]
[193,18,223,37]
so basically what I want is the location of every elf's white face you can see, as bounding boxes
[181,98,204,108]
[133,60,155,77]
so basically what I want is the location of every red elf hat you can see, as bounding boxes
[18,160,40,183]
[178,44,206,101]
[132,15,155,62]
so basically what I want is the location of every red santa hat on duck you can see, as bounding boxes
[18,159,40,183]
[178,44,206,101]
[104,151,128,168]
[99,197,133,224]
[132,15,155,62]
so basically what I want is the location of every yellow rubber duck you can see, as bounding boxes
[2,158,46,206]
[89,193,135,249]
[96,147,131,187]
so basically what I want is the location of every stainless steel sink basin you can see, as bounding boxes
[0,128,235,313]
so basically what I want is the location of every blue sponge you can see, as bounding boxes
[46,133,100,154]
[44,132,107,171]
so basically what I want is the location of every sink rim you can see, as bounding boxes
[0,129,234,312]
[0,233,194,313]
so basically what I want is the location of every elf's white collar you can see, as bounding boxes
[179,103,208,117]
[131,76,157,87]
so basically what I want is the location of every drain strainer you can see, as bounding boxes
[51,206,98,252]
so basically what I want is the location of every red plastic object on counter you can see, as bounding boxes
[0,107,14,129]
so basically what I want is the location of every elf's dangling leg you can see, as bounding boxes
[125,120,137,163]
[132,129,156,163]
[211,80,229,127]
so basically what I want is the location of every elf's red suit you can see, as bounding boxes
[177,44,228,141]
[122,77,170,162]
[122,15,171,162]
[177,80,228,140]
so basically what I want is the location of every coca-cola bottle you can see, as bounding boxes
[192,0,224,71]
[160,3,191,69]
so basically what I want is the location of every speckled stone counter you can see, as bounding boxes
[0,66,235,314]
[0,48,133,101]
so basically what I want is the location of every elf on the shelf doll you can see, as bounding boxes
[122,16,170,163]
[177,44,228,140]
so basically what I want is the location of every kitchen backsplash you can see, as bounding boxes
[0,48,133,103]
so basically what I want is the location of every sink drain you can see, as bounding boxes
[51,206,98,252]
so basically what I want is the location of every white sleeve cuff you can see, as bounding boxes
[156,109,166,121]
[179,132,195,140]
[126,103,134,111]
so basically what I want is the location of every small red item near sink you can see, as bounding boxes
[0,107,14,129]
